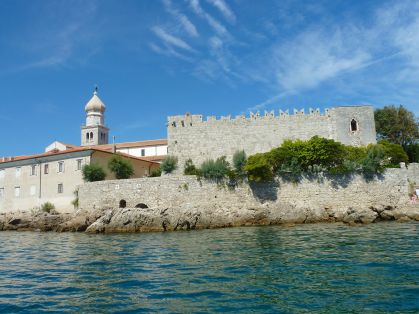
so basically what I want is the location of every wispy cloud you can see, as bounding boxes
[207,0,236,24]
[149,42,194,62]
[189,0,230,37]
[163,0,199,37]
[151,26,195,52]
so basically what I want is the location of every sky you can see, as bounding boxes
[1,0,419,157]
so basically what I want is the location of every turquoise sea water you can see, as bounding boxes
[0,222,418,313]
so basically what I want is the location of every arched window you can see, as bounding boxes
[86,133,89,141]
[351,119,358,132]
[135,203,148,209]
[119,200,127,208]
[90,132,94,140]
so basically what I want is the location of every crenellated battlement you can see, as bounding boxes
[168,108,332,127]
[167,105,376,170]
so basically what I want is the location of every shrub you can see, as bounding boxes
[277,158,303,182]
[184,159,200,175]
[161,156,178,174]
[150,166,162,177]
[82,163,106,182]
[378,140,409,167]
[41,202,55,213]
[108,155,134,179]
[362,144,385,173]
[232,150,247,175]
[405,143,419,163]
[200,156,230,180]
[244,153,273,182]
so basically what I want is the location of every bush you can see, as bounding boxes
[184,159,200,175]
[108,155,134,179]
[232,150,247,175]
[244,153,273,182]
[405,143,419,163]
[150,167,162,177]
[82,163,106,182]
[362,144,385,173]
[378,140,409,167]
[41,202,55,213]
[161,156,178,174]
[200,156,230,180]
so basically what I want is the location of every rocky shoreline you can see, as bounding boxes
[1,203,418,233]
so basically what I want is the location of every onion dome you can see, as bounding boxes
[85,88,106,113]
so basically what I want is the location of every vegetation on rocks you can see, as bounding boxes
[200,156,230,181]
[82,163,106,182]
[108,155,134,179]
[161,156,178,174]
[150,166,162,177]
[184,159,200,176]
[41,202,55,213]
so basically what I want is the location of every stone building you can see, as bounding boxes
[0,148,158,213]
[168,105,377,168]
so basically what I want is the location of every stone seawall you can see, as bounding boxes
[77,167,419,233]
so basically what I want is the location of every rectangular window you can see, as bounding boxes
[44,164,49,174]
[14,186,20,197]
[77,159,82,171]
[15,167,21,178]
[141,149,145,157]
[58,161,64,173]
[30,165,37,176]
[58,183,63,194]
[0,188,4,198]
[30,185,36,196]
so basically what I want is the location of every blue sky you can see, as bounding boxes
[1,0,419,156]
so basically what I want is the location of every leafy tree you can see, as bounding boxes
[378,140,408,167]
[184,159,200,175]
[244,153,273,182]
[374,105,419,149]
[232,150,247,176]
[405,144,419,163]
[161,156,178,174]
[82,163,106,182]
[108,155,134,179]
[200,156,230,180]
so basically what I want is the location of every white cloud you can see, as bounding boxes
[189,0,230,37]
[207,0,236,23]
[151,26,195,52]
[163,0,199,37]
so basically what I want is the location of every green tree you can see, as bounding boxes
[405,144,419,163]
[161,156,178,174]
[374,105,419,149]
[244,153,273,182]
[362,144,385,174]
[378,140,408,167]
[200,156,230,180]
[108,155,134,179]
[82,163,106,182]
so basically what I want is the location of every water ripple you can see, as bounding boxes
[0,222,418,313]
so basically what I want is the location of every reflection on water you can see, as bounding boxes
[0,222,418,313]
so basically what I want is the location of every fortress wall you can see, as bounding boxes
[78,168,410,216]
[167,106,376,169]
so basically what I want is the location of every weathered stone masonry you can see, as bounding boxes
[168,106,377,169]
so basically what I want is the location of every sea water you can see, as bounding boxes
[0,222,418,313]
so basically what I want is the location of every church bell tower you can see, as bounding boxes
[81,87,109,146]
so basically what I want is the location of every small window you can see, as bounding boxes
[141,149,145,157]
[181,120,185,127]
[58,183,63,194]
[76,159,82,171]
[14,186,20,197]
[119,200,127,208]
[90,132,93,141]
[58,161,64,173]
[351,119,358,132]
[15,167,21,178]
[44,164,49,174]
[30,165,37,176]
[30,185,36,196]
[0,188,4,198]
[86,133,89,141]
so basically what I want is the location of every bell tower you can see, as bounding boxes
[81,87,109,146]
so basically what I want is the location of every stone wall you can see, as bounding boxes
[78,168,411,217]
[167,106,376,169]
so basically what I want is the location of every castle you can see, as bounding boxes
[0,88,377,213]
[168,105,377,168]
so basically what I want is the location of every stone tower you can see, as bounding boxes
[81,88,109,146]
